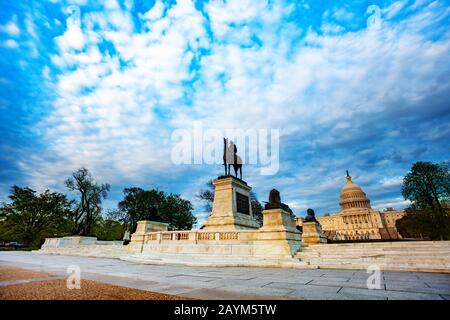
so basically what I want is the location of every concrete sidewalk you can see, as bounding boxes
[1,251,449,300]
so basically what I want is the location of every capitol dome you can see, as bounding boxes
[339,171,371,211]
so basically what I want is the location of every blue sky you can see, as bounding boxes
[0,0,449,227]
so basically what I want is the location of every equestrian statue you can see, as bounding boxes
[223,138,243,179]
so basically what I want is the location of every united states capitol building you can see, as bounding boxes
[296,172,406,241]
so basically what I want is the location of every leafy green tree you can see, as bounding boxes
[396,208,435,240]
[0,186,73,248]
[0,221,12,242]
[401,161,450,240]
[160,194,196,230]
[92,218,125,241]
[115,188,196,231]
[250,191,263,227]
[65,168,110,236]
[115,188,165,232]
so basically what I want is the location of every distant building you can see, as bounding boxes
[295,173,406,240]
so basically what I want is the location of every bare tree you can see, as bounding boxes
[65,168,110,236]
[196,180,215,212]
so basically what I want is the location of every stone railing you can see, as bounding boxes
[143,230,249,244]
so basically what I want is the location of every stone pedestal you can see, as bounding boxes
[202,176,260,230]
[130,220,169,252]
[261,208,298,233]
[255,208,302,256]
[302,221,327,244]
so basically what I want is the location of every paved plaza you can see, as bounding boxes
[1,251,449,300]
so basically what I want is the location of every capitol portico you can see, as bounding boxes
[296,172,406,241]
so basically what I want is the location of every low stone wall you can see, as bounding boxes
[39,236,128,258]
[128,213,302,259]
[131,230,301,257]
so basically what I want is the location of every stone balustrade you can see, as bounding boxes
[143,230,247,244]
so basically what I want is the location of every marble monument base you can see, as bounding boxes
[256,207,302,256]
[202,176,260,230]
[302,221,327,244]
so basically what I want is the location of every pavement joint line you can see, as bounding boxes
[261,282,274,287]
[168,274,222,280]
[308,281,374,290]
[233,276,258,280]
[383,286,450,295]
[2,252,450,300]
[282,289,296,296]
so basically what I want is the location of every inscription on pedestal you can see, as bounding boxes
[203,176,259,230]
[236,192,250,215]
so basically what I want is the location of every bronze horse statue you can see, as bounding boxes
[223,138,243,179]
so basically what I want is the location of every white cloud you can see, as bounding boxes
[25,16,38,39]
[332,8,355,21]
[42,66,51,80]
[383,0,409,19]
[17,0,450,215]
[54,17,86,52]
[379,177,404,188]
[23,0,210,190]
[2,39,19,49]
[0,16,20,37]
[321,23,345,34]
[372,198,411,211]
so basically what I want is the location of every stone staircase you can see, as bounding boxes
[37,236,450,273]
[121,252,305,268]
[295,241,450,273]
